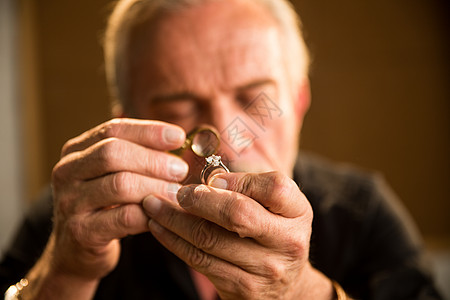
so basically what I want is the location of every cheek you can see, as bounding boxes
[265,117,295,152]
[255,111,299,171]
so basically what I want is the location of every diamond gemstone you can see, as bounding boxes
[206,154,221,167]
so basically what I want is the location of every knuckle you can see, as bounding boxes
[100,119,122,139]
[266,171,297,211]
[224,200,253,238]
[236,171,296,202]
[267,171,290,197]
[116,205,135,230]
[110,172,134,198]
[286,234,309,259]
[54,190,74,216]
[51,161,66,185]
[51,156,78,187]
[237,276,259,298]
[187,246,211,269]
[97,138,121,166]
[236,173,254,195]
[61,138,77,157]
[162,206,177,227]
[262,260,286,282]
[145,151,165,175]
[191,219,218,251]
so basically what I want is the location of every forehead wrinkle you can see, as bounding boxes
[130,21,213,100]
[130,0,284,101]
[154,20,219,97]
[216,26,282,90]
[179,1,282,91]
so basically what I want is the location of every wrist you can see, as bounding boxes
[290,262,334,300]
[293,262,353,300]
[17,235,100,300]
[20,265,100,300]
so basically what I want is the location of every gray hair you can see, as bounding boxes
[103,0,310,112]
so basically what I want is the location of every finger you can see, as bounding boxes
[75,204,149,247]
[147,219,260,298]
[53,138,188,182]
[143,196,277,273]
[61,118,186,157]
[70,172,181,212]
[208,171,308,218]
[176,184,276,239]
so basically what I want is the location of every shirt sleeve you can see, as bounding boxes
[0,187,53,293]
[298,154,443,300]
[351,175,443,300]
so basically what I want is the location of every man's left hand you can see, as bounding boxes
[143,171,334,299]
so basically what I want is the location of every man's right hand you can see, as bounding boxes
[23,118,187,298]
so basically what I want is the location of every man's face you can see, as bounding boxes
[127,0,307,183]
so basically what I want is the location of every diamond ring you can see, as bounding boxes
[200,154,230,184]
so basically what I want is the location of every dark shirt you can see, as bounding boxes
[0,154,443,299]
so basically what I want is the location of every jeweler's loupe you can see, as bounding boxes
[170,125,230,184]
[170,125,221,157]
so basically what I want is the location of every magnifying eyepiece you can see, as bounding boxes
[170,124,230,184]
[171,124,220,157]
[191,126,220,157]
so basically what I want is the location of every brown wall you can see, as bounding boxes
[294,0,450,238]
[20,0,449,239]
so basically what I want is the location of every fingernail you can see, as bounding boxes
[169,159,188,177]
[167,183,181,203]
[143,195,162,216]
[177,186,193,207]
[163,127,184,144]
[208,176,228,189]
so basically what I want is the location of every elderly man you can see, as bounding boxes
[1,0,442,299]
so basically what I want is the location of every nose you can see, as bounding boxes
[206,95,259,165]
[207,95,237,133]
[204,95,240,163]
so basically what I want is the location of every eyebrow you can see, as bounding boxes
[235,78,277,92]
[148,78,277,104]
[149,92,202,104]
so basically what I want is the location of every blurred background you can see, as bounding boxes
[0,0,449,296]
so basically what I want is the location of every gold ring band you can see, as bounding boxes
[200,155,230,184]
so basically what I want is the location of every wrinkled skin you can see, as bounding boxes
[144,171,315,299]
[23,1,336,299]
[50,119,188,280]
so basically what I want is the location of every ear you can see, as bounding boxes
[294,78,311,121]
